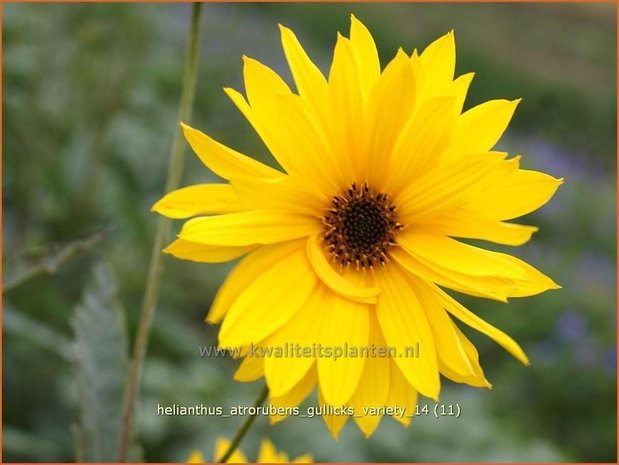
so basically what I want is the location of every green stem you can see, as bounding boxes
[117,4,203,461]
[217,385,270,463]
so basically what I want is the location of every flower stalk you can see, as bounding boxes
[118,3,203,461]
[217,385,270,463]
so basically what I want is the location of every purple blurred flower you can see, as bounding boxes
[555,310,588,343]
[603,347,617,374]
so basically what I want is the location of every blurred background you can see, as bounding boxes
[2,2,616,462]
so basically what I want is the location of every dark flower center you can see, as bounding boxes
[322,182,403,270]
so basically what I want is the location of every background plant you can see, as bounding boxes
[2,3,616,462]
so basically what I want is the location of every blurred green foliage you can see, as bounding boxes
[71,262,133,462]
[2,3,616,462]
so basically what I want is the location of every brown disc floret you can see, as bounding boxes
[322,182,404,270]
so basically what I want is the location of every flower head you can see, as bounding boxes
[154,16,562,438]
[187,437,312,463]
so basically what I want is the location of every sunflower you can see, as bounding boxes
[154,16,562,438]
[187,436,312,463]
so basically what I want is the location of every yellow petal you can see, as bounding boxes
[224,85,257,127]
[408,275,477,379]
[306,234,380,304]
[279,23,329,119]
[401,230,560,296]
[398,230,527,279]
[231,174,327,217]
[376,265,440,400]
[269,365,316,425]
[349,14,380,98]
[242,56,328,181]
[387,96,457,195]
[408,275,491,387]
[438,321,491,388]
[292,454,313,463]
[365,48,416,189]
[219,247,317,347]
[432,284,530,365]
[208,240,303,324]
[257,438,277,462]
[257,438,288,463]
[349,313,390,438]
[227,80,339,191]
[152,184,240,219]
[316,290,369,405]
[449,99,520,156]
[396,151,505,222]
[224,63,289,172]
[468,168,564,221]
[233,355,264,382]
[272,93,344,192]
[418,31,456,98]
[318,388,349,440]
[243,55,291,108]
[329,33,365,182]
[178,210,319,246]
[409,49,426,105]
[391,246,512,302]
[163,239,257,263]
[224,76,289,174]
[386,360,418,427]
[263,288,325,397]
[449,71,474,113]
[214,437,248,463]
[426,208,539,246]
[187,450,204,463]
[181,122,281,180]
[499,255,561,297]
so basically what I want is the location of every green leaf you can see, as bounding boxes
[3,302,74,362]
[2,426,65,460]
[71,261,129,462]
[3,228,110,293]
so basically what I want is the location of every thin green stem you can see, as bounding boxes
[217,385,270,463]
[117,4,203,461]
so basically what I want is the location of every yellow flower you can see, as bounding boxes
[154,16,562,438]
[187,437,312,463]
